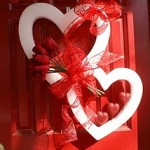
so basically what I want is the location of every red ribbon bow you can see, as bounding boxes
[29,37,123,99]
[29,37,99,99]
[49,43,97,99]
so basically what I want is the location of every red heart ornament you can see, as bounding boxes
[106,103,120,118]
[119,92,130,106]
[97,111,109,125]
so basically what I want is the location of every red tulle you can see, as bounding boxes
[74,0,122,36]
[49,44,96,99]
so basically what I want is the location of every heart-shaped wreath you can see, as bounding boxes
[19,0,143,148]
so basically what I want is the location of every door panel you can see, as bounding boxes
[0,1,11,150]
[0,0,147,149]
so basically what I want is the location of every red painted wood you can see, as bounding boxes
[132,1,150,150]
[0,1,11,150]
[10,0,20,4]
[0,0,149,149]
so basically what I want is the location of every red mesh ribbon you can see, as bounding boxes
[74,0,122,36]
[49,43,97,99]
[49,43,99,148]
[53,105,78,149]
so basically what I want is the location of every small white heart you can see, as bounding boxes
[67,68,143,140]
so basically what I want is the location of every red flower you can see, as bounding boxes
[42,37,58,57]
[29,37,65,81]
[29,56,49,81]
[33,54,50,64]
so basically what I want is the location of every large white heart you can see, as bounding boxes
[18,2,110,97]
[19,3,143,140]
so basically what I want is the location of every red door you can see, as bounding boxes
[0,0,149,150]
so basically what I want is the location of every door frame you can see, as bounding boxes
[0,0,150,149]
[0,1,11,150]
[132,0,150,150]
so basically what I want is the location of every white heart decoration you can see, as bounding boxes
[19,3,110,84]
[67,68,143,140]
[19,3,143,140]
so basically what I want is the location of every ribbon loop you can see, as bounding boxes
[74,0,122,35]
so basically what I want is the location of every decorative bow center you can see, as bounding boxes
[29,37,104,99]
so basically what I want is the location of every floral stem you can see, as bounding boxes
[87,83,105,96]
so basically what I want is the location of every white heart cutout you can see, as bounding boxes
[19,3,143,140]
[19,2,110,92]
[67,68,143,140]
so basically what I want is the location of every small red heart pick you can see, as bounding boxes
[97,111,109,125]
[106,103,120,118]
[119,92,130,106]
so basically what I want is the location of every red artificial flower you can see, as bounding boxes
[42,37,58,57]
[32,45,48,55]
[33,54,50,64]
[29,58,49,81]
[29,37,59,81]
